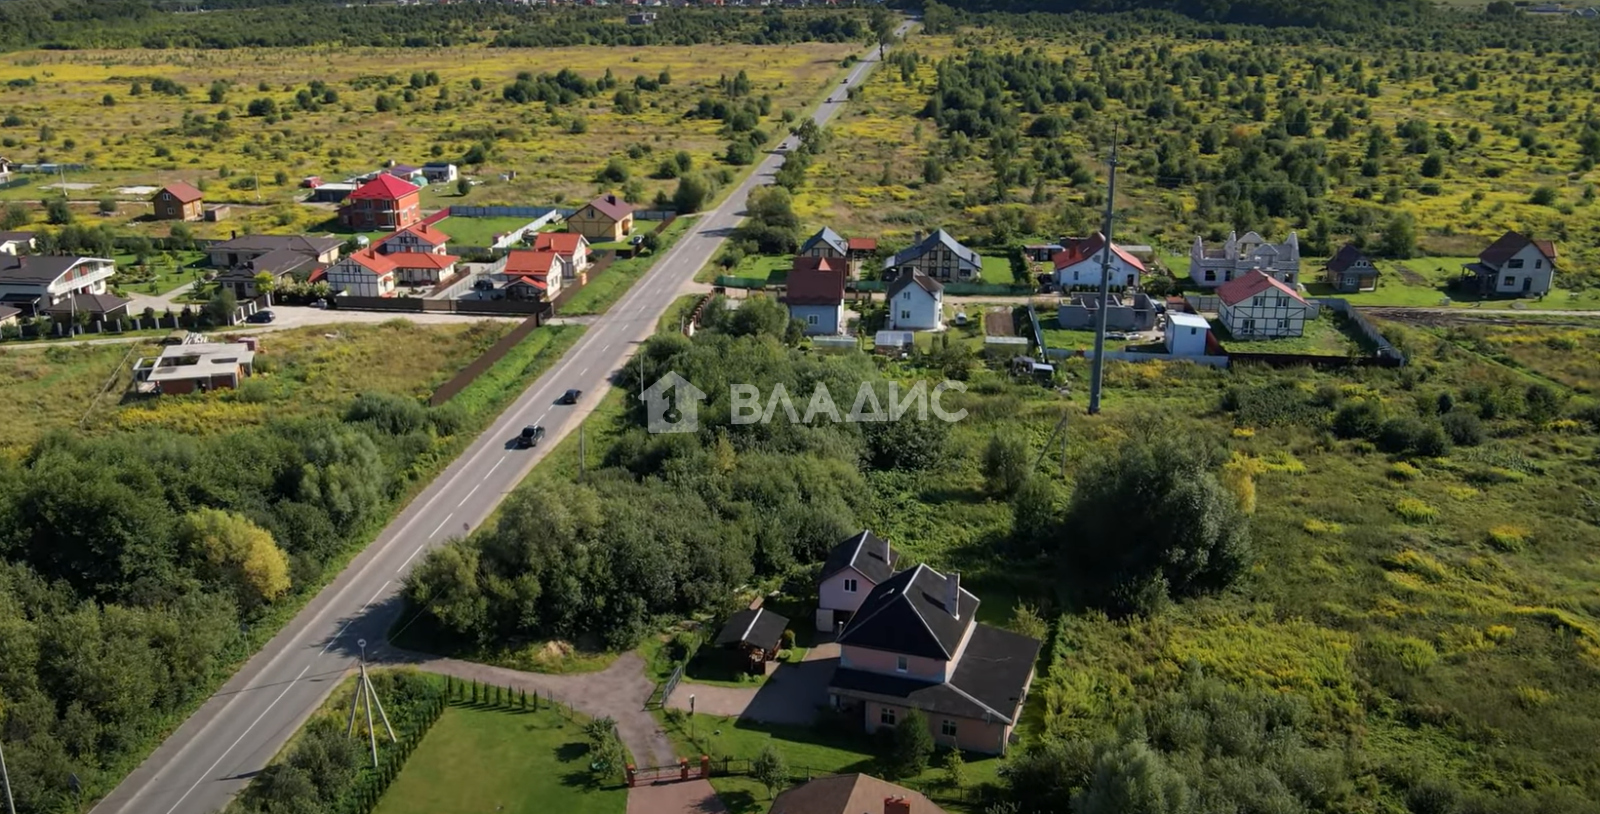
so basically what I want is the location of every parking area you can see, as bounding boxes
[668,643,838,727]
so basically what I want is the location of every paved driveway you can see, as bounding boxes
[627,780,729,814]
[669,644,838,726]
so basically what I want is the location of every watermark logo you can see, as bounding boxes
[640,371,707,434]
[642,371,966,434]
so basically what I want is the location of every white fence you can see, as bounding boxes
[490,211,565,250]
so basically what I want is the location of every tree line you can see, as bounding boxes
[0,390,478,812]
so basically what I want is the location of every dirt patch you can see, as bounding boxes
[1392,263,1431,287]
[984,307,1016,336]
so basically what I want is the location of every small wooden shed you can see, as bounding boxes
[714,607,790,674]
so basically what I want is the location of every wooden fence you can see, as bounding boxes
[427,315,544,406]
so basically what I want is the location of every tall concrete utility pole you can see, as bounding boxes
[1087,127,1120,416]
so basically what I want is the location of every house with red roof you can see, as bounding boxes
[784,256,847,335]
[153,182,204,222]
[490,249,569,301]
[1461,230,1557,297]
[378,222,451,256]
[324,249,398,297]
[1051,232,1145,290]
[531,231,591,276]
[566,194,633,242]
[339,174,421,232]
[1217,270,1312,339]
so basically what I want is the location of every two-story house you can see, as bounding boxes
[0,254,119,317]
[492,249,571,301]
[1217,269,1313,339]
[827,565,1040,755]
[800,227,878,278]
[1189,230,1301,288]
[531,232,591,277]
[339,174,422,232]
[567,194,634,242]
[152,182,204,222]
[885,270,943,331]
[816,531,899,632]
[883,230,982,283]
[377,223,451,256]
[784,256,847,336]
[1051,232,1145,290]
[1323,244,1379,293]
[324,249,398,297]
[1461,231,1556,297]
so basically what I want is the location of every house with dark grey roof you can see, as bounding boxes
[0,231,35,256]
[0,254,118,317]
[208,234,346,297]
[816,531,899,632]
[715,606,791,674]
[1461,230,1556,297]
[800,227,849,260]
[1323,243,1378,293]
[885,270,943,331]
[883,230,982,282]
[828,564,1040,754]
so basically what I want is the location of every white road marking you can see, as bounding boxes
[362,581,390,610]
[161,663,315,814]
[580,365,590,375]
[428,514,453,538]
[397,543,428,573]
[457,483,481,507]
[484,455,507,479]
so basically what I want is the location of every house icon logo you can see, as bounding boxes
[641,370,706,434]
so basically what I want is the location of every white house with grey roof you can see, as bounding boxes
[884,230,982,282]
[1189,230,1301,288]
[817,530,900,632]
[886,270,944,331]
[0,254,117,316]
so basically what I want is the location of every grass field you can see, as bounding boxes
[0,41,858,240]
[110,250,210,296]
[374,705,626,814]
[1210,310,1363,356]
[431,215,541,247]
[0,319,548,453]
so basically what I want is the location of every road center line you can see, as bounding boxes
[162,662,314,814]
[457,483,481,507]
[397,542,428,574]
[427,514,453,538]
[362,581,391,610]
[484,454,507,480]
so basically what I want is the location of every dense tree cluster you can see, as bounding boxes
[404,307,956,650]
[0,1,873,52]
[0,397,465,812]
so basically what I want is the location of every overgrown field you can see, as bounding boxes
[807,15,1600,299]
[0,40,857,238]
[404,300,1600,810]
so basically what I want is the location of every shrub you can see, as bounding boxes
[1394,498,1437,523]
[886,709,934,778]
[1440,410,1484,446]
[1486,525,1530,552]
[1302,518,1343,535]
[345,391,428,435]
[1513,685,1553,708]
[1388,461,1421,480]
[1332,398,1383,439]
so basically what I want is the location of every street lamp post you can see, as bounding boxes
[689,694,696,743]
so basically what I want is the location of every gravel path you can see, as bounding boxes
[380,646,678,768]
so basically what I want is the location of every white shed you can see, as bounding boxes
[1165,312,1211,356]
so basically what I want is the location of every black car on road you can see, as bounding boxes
[516,425,546,449]
[246,310,276,324]
[558,389,582,405]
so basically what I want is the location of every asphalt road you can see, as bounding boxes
[89,22,913,814]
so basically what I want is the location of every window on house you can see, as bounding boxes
[1241,319,1255,332]
[806,314,818,326]
[1508,258,1524,269]
[1204,269,1216,282]
[1535,259,1543,268]
[1503,276,1514,287]
[899,310,910,320]
[881,707,897,726]
[843,578,858,593]
[896,656,908,673]
[902,291,911,300]
[1277,318,1288,328]
[941,720,958,738]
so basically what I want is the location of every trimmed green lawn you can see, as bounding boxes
[112,251,208,296]
[589,219,662,253]
[1210,311,1361,356]
[979,254,1013,284]
[658,714,997,814]
[1037,309,1136,352]
[374,705,626,814]
[432,215,544,247]
[559,218,693,316]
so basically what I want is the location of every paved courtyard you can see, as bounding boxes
[626,779,729,814]
[669,643,838,725]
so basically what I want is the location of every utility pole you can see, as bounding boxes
[345,639,396,769]
[1,709,16,814]
[578,424,585,482]
[1087,126,1120,416]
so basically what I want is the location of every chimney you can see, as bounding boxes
[912,230,923,245]
[883,535,892,567]
[606,194,617,205]
[945,571,960,619]
[885,796,912,814]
